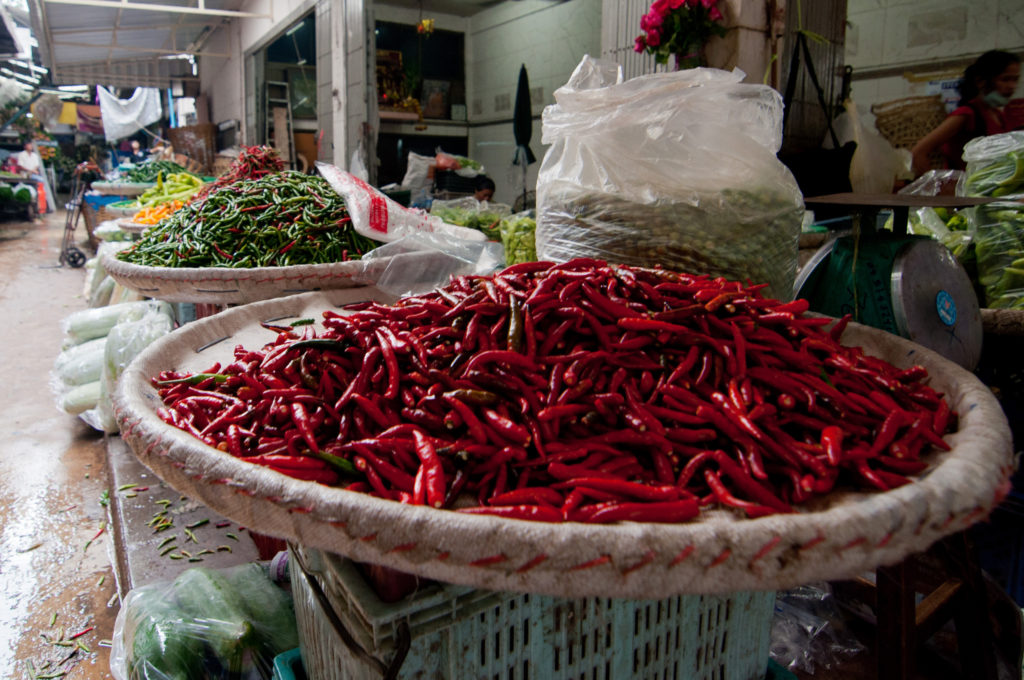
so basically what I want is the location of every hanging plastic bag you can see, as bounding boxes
[831,98,912,194]
[349,138,369,182]
[536,56,804,300]
[400,150,434,206]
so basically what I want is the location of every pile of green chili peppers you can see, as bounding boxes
[116,171,382,269]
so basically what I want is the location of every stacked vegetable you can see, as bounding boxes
[124,160,187,184]
[116,171,381,268]
[133,172,204,208]
[151,260,953,523]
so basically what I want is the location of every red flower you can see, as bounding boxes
[700,0,719,7]
[634,35,648,53]
[709,6,723,21]
[646,29,661,47]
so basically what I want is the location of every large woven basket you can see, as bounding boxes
[112,289,1014,599]
[871,95,949,168]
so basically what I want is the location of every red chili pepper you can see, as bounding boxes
[704,470,778,518]
[820,426,844,467]
[490,487,564,507]
[553,477,680,502]
[585,499,699,524]
[412,429,446,508]
[458,504,564,522]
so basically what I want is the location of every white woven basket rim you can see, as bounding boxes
[100,252,377,304]
[115,218,150,234]
[113,290,1014,598]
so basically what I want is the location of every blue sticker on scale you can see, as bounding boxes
[936,290,957,326]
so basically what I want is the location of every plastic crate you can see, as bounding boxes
[273,648,307,680]
[290,545,775,680]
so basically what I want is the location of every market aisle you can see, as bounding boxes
[0,211,118,678]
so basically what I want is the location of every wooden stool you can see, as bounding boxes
[834,532,998,680]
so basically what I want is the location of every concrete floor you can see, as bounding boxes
[0,210,119,678]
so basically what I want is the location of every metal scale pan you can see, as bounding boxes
[795,232,982,371]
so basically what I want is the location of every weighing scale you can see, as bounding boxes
[798,193,994,371]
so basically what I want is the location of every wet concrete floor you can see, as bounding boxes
[0,210,118,678]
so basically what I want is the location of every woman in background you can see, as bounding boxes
[911,50,1020,176]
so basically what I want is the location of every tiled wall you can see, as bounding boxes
[846,0,1024,126]
[466,0,603,206]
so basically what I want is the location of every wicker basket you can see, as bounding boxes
[871,95,948,168]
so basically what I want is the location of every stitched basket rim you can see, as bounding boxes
[113,290,1014,598]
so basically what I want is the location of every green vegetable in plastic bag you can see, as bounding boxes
[500,212,537,265]
[14,187,32,203]
[431,197,511,240]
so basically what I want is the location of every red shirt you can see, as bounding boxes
[940,100,1008,169]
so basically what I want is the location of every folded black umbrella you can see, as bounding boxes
[512,64,536,166]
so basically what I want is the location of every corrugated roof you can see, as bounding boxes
[27,0,265,87]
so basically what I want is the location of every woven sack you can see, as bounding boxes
[113,290,1014,599]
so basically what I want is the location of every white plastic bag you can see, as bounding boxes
[80,303,174,433]
[536,56,804,300]
[400,151,434,206]
[316,161,486,244]
[831,99,911,193]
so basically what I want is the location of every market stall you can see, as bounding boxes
[52,51,1012,680]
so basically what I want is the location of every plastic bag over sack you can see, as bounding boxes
[110,563,299,680]
[316,161,486,244]
[959,130,1024,197]
[536,56,804,301]
[400,151,434,207]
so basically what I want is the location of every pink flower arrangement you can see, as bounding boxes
[634,0,727,68]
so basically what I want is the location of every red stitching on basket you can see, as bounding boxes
[289,506,314,514]
[437,552,451,561]
[839,537,867,552]
[749,536,781,569]
[876,532,894,548]
[570,554,612,571]
[669,545,695,567]
[470,554,507,567]
[799,534,825,551]
[623,550,656,575]
[941,513,958,529]
[360,533,378,542]
[515,554,548,574]
[709,549,731,567]
[236,487,256,497]
[328,521,347,529]
[389,543,418,553]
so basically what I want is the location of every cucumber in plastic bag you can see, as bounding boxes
[171,567,255,673]
[223,562,300,655]
[121,585,205,680]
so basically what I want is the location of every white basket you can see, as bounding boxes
[289,545,775,680]
[111,290,1015,599]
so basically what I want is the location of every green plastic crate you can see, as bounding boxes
[272,647,306,680]
[289,545,775,680]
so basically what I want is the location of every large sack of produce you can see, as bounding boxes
[110,563,298,680]
[536,56,804,300]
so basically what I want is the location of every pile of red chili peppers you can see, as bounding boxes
[152,259,954,524]
[193,145,285,203]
